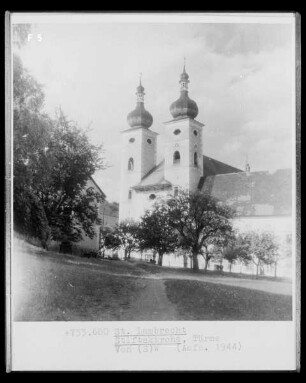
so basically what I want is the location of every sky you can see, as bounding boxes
[13,15,295,203]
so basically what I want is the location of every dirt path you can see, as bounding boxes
[121,278,178,321]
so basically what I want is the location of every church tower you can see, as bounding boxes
[164,62,204,192]
[119,77,158,222]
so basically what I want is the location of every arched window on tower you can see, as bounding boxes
[128,157,134,171]
[194,152,198,167]
[173,151,181,164]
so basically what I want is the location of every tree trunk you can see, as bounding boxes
[192,250,199,271]
[153,251,157,263]
[256,264,259,279]
[204,256,209,272]
[42,240,48,250]
[183,254,188,268]
[274,262,277,278]
[124,248,128,260]
[229,263,232,273]
[158,253,163,266]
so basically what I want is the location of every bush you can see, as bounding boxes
[59,241,73,254]
[81,250,99,258]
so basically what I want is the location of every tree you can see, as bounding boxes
[99,227,121,258]
[13,52,105,247]
[167,190,234,271]
[200,234,231,272]
[13,54,53,245]
[222,246,240,273]
[114,220,140,260]
[37,109,104,244]
[222,233,250,273]
[138,203,178,266]
[242,231,279,279]
[14,187,51,248]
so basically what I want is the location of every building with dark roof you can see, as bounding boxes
[200,168,292,217]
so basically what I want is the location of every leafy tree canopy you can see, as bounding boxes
[113,220,140,260]
[13,52,105,246]
[166,190,234,270]
[138,203,178,266]
[239,231,279,278]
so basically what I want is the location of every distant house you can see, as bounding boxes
[74,177,119,255]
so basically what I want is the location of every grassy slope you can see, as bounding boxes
[165,279,292,321]
[13,250,142,321]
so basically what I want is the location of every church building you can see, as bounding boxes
[119,64,293,277]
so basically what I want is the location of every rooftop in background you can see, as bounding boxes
[203,155,242,176]
[89,176,106,199]
[200,168,292,217]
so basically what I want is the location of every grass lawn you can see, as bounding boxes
[13,250,142,321]
[164,279,292,321]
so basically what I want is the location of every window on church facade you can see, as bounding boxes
[149,194,156,200]
[194,152,198,166]
[147,138,152,144]
[128,157,134,171]
[173,129,181,135]
[173,151,180,164]
[193,130,198,136]
[129,137,135,143]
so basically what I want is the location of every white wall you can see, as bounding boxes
[119,127,158,222]
[121,188,172,222]
[163,118,203,192]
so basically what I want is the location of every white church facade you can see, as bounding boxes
[119,64,293,278]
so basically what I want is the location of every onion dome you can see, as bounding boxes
[170,61,199,120]
[127,75,153,129]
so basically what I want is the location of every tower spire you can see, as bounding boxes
[179,58,190,92]
[136,73,145,103]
